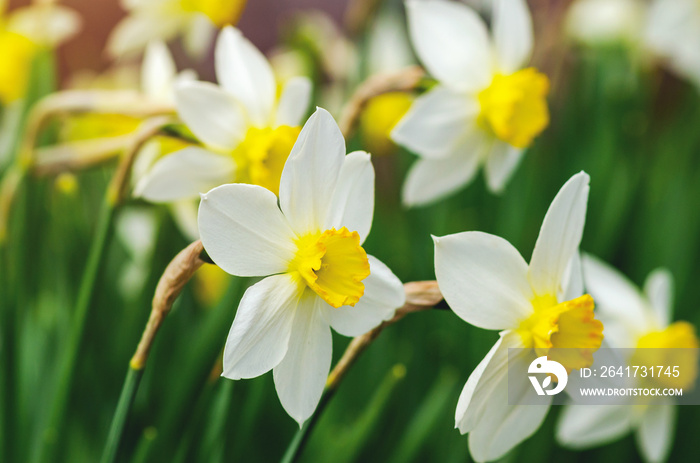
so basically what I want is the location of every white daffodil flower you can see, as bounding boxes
[3,2,81,48]
[107,0,246,58]
[433,172,604,462]
[557,257,699,463]
[0,1,80,105]
[139,40,196,106]
[134,26,312,203]
[645,0,700,89]
[566,0,646,47]
[124,40,202,239]
[392,0,550,206]
[565,0,700,91]
[197,108,406,425]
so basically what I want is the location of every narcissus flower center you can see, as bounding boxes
[180,0,247,27]
[231,125,300,196]
[0,30,36,104]
[289,227,370,309]
[632,321,700,389]
[477,67,550,148]
[517,294,604,371]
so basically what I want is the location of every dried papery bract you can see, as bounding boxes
[103,240,207,463]
[18,90,175,165]
[0,90,175,244]
[338,65,425,138]
[131,240,206,369]
[327,280,443,388]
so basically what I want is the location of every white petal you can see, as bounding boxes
[327,256,404,337]
[222,274,303,379]
[134,147,235,202]
[273,294,333,425]
[492,0,534,74]
[528,172,590,297]
[582,254,654,335]
[556,404,635,448]
[561,251,584,302]
[141,41,176,101]
[183,14,216,57]
[391,85,480,159]
[455,331,551,461]
[168,200,199,241]
[107,15,181,58]
[216,26,276,126]
[434,232,533,330]
[175,81,247,151]
[405,0,493,92]
[636,401,676,463]
[468,398,550,462]
[130,139,161,186]
[643,268,674,328]
[275,77,312,127]
[7,5,81,47]
[324,151,374,243]
[484,142,525,193]
[402,150,481,207]
[455,333,509,433]
[198,183,298,277]
[279,108,346,235]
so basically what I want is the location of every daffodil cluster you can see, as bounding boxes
[3,1,700,463]
[393,0,549,205]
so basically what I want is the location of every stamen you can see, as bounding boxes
[289,227,370,308]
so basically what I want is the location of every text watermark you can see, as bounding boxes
[508,348,700,405]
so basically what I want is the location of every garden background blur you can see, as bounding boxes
[2,0,700,462]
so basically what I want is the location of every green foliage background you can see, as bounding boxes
[1,26,700,463]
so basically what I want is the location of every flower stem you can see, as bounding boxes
[33,193,115,463]
[100,366,144,463]
[280,281,444,463]
[280,389,335,463]
[33,116,172,463]
[100,240,206,463]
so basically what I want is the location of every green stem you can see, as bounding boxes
[101,366,144,463]
[279,282,443,463]
[280,388,337,463]
[132,277,244,463]
[33,194,116,463]
[0,166,27,463]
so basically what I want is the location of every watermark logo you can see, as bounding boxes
[528,356,568,396]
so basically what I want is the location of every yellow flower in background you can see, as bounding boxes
[61,113,143,142]
[0,30,35,104]
[359,92,414,157]
[0,1,80,105]
[392,0,550,206]
[63,40,195,144]
[54,172,79,196]
[193,263,231,307]
[357,10,416,157]
[108,0,247,58]
[134,26,312,203]
[557,257,699,463]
